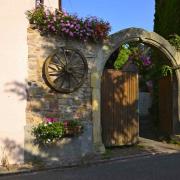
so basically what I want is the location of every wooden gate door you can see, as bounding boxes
[159,76,173,134]
[101,69,139,147]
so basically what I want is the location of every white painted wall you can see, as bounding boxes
[44,0,59,9]
[0,0,58,165]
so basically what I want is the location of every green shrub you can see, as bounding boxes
[33,122,64,144]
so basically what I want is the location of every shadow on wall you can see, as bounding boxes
[0,138,24,165]
[5,81,27,100]
[4,79,92,124]
[3,80,93,165]
[0,127,93,165]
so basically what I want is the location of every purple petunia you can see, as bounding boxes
[69,31,74,37]
[28,7,111,42]
[141,56,151,66]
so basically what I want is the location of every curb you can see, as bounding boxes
[0,152,155,177]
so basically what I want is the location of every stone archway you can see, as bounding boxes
[91,28,180,152]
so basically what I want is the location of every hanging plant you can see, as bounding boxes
[26,6,111,42]
[168,34,180,50]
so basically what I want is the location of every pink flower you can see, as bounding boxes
[61,23,65,27]
[53,17,56,21]
[62,28,66,31]
[46,118,58,123]
[76,24,81,29]
[69,32,74,37]
[63,120,69,127]
[51,26,56,31]
[70,24,74,28]
[63,11,68,16]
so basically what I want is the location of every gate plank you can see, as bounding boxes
[101,69,139,146]
[159,76,173,134]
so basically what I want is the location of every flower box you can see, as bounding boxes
[64,125,83,136]
[32,118,83,144]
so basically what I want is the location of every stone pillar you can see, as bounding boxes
[91,72,105,153]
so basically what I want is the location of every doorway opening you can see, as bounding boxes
[101,41,176,147]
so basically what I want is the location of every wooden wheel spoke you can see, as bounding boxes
[71,71,84,78]
[71,65,84,68]
[61,47,68,65]
[50,62,64,70]
[53,75,62,84]
[68,74,71,89]
[71,68,84,75]
[48,65,59,71]
[70,73,80,84]
[49,73,60,76]
[69,51,75,62]
[67,51,75,66]
[54,55,65,67]
[59,76,65,88]
[68,56,82,66]
[49,71,64,77]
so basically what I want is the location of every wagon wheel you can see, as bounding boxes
[44,47,88,93]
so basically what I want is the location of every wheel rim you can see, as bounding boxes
[44,47,88,93]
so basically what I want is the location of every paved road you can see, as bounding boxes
[1,153,180,180]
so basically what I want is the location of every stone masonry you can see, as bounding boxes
[27,28,99,125]
[25,28,101,163]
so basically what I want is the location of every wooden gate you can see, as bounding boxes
[159,76,173,134]
[101,69,139,147]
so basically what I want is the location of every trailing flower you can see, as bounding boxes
[26,6,111,42]
[128,47,152,74]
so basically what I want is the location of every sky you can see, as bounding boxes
[62,0,155,34]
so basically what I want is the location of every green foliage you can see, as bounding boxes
[26,6,45,26]
[66,120,82,128]
[114,45,131,69]
[32,119,83,144]
[161,65,173,77]
[33,122,64,144]
[154,0,180,39]
[168,34,180,50]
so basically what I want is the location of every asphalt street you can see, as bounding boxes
[1,153,180,180]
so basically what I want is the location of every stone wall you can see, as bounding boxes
[25,27,180,164]
[27,28,99,124]
[25,28,100,163]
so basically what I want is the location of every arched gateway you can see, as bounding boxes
[91,28,180,152]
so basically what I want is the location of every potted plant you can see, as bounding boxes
[63,120,83,136]
[32,118,64,144]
